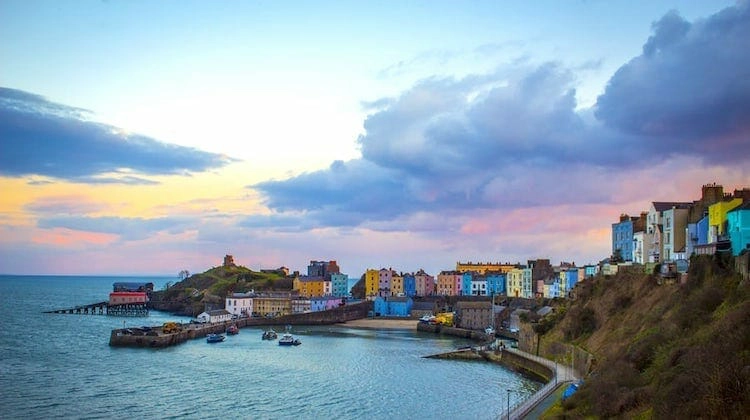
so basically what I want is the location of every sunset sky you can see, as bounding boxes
[1,1,749,277]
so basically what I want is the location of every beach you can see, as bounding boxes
[337,317,418,330]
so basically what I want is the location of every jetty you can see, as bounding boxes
[44,301,149,316]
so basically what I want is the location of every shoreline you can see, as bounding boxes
[335,317,418,330]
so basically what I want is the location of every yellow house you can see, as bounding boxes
[507,269,523,298]
[253,296,292,317]
[364,269,379,299]
[708,198,742,242]
[391,273,404,296]
[293,276,325,297]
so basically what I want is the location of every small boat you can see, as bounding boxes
[226,325,239,335]
[262,329,278,340]
[206,333,225,343]
[278,332,301,346]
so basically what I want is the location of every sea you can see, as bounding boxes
[0,275,542,420]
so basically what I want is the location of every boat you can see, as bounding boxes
[226,324,239,335]
[206,333,225,343]
[262,329,278,340]
[278,332,301,346]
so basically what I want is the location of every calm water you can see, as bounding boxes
[0,275,541,419]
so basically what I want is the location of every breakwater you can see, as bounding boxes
[416,321,495,341]
[110,301,371,348]
[424,347,552,383]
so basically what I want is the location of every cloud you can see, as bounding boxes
[253,3,750,234]
[0,87,237,182]
[594,5,750,162]
[36,215,191,241]
[24,195,109,215]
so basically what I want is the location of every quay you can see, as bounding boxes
[109,301,371,348]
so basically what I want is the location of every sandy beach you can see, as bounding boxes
[336,318,418,330]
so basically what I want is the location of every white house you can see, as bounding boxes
[197,309,232,323]
[225,292,255,318]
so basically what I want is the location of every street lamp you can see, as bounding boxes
[506,389,511,420]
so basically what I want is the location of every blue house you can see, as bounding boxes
[330,273,349,297]
[373,296,413,317]
[486,273,506,295]
[564,269,578,297]
[612,215,636,261]
[727,202,750,256]
[461,272,474,296]
[403,274,416,297]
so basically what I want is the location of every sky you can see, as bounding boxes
[1,0,749,278]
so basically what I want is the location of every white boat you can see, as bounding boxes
[278,332,301,346]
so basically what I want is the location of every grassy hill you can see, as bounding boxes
[537,255,749,419]
[150,265,292,316]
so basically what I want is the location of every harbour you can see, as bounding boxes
[1,275,542,419]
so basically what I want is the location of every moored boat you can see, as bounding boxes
[278,332,301,346]
[226,324,239,335]
[262,329,278,340]
[206,333,225,343]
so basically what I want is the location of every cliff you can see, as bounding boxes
[532,255,749,419]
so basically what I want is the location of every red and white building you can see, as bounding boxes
[109,291,148,306]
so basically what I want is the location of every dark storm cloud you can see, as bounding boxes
[595,5,750,161]
[0,87,236,182]
[253,4,750,229]
[37,215,190,240]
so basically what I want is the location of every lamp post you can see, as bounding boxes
[506,389,511,420]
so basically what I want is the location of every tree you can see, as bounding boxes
[179,269,190,280]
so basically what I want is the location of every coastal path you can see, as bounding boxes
[498,347,579,420]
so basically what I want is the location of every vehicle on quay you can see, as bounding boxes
[206,333,225,343]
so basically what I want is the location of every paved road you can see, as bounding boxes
[499,347,579,420]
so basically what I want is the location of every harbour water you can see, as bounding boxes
[0,275,542,419]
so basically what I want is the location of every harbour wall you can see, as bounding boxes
[416,322,494,341]
[109,301,371,348]
[425,348,553,384]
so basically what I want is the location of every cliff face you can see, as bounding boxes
[536,255,749,419]
[149,265,290,316]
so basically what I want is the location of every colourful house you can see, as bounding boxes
[330,273,349,297]
[436,271,461,296]
[486,272,506,296]
[378,268,393,297]
[391,273,404,296]
[507,268,524,298]
[709,198,743,243]
[727,201,750,256]
[373,296,413,317]
[415,269,435,296]
[293,276,325,297]
[461,272,474,296]
[470,275,487,296]
[403,274,416,297]
[311,296,343,311]
[364,269,379,299]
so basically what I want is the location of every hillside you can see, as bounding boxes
[536,255,749,419]
[150,265,292,316]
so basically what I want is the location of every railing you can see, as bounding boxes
[497,348,578,420]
